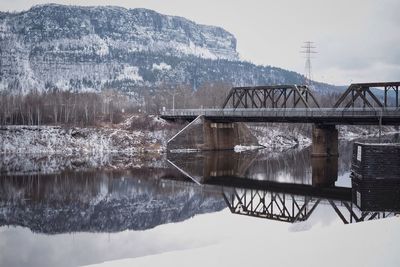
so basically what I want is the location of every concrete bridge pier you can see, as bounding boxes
[311,124,339,157]
[203,120,236,150]
[167,116,259,151]
[311,124,338,187]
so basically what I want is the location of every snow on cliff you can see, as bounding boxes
[0,4,239,92]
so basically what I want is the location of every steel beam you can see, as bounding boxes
[334,82,400,108]
[222,85,320,109]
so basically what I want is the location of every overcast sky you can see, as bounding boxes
[1,0,399,85]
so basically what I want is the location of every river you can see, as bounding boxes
[0,135,399,266]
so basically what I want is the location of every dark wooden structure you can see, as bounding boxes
[222,85,320,109]
[351,142,400,180]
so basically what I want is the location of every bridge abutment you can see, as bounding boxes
[167,116,259,151]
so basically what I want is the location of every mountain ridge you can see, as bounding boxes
[0,4,341,94]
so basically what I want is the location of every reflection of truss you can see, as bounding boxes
[223,189,320,223]
[223,188,397,224]
[329,200,396,224]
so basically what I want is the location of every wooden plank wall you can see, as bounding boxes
[351,142,400,180]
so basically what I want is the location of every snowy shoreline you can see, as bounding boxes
[1,124,398,156]
[0,123,169,155]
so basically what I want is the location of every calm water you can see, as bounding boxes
[0,137,399,267]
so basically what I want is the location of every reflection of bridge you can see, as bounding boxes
[166,148,400,225]
[223,187,396,224]
[161,82,400,153]
[162,167,398,225]
[223,189,320,223]
[167,149,339,190]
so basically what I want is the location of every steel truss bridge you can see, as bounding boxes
[161,82,400,125]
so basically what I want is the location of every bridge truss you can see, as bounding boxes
[160,82,400,124]
[333,82,400,109]
[222,85,320,109]
[333,82,400,108]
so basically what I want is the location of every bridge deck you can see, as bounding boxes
[161,108,400,125]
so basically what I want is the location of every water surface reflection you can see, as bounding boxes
[0,138,399,267]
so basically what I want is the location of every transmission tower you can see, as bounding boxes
[300,41,317,87]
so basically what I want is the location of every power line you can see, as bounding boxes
[300,41,317,87]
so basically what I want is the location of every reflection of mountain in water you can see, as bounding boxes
[0,169,225,234]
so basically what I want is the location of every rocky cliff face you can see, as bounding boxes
[0,4,337,93]
[0,4,240,92]
[3,4,238,59]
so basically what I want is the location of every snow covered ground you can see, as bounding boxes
[0,117,397,158]
[251,125,311,150]
[0,152,167,175]
[81,209,400,267]
[338,125,399,141]
[251,124,399,151]
[0,116,172,155]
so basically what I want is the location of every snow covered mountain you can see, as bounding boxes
[0,4,337,93]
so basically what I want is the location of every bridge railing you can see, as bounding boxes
[161,107,400,118]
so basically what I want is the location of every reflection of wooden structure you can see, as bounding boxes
[352,179,400,211]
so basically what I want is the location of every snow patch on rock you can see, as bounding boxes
[250,125,311,150]
[234,145,264,152]
[152,62,172,71]
[117,66,143,81]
